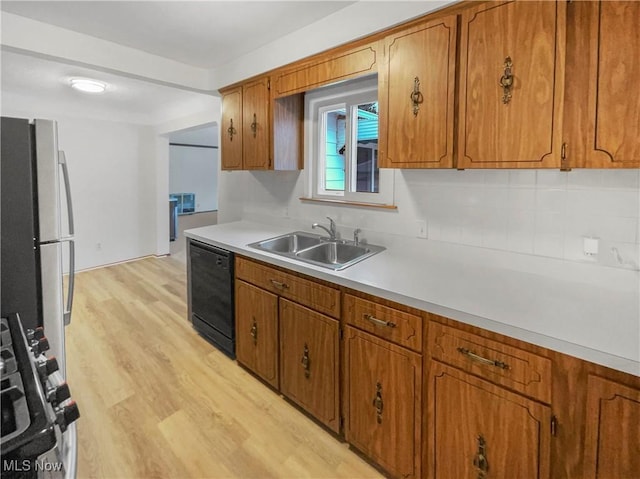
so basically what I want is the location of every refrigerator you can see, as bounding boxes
[1,117,75,374]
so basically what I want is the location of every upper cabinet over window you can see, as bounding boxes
[379,15,457,169]
[564,1,640,168]
[273,41,380,98]
[457,1,566,169]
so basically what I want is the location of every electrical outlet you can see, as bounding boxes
[416,220,427,239]
[96,242,102,250]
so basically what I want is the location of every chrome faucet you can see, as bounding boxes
[353,228,361,246]
[312,216,337,241]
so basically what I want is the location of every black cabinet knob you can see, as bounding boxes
[47,382,71,407]
[26,326,45,341]
[31,336,50,356]
[56,401,80,432]
[37,356,60,381]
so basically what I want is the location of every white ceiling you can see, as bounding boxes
[0,1,355,69]
[0,50,217,124]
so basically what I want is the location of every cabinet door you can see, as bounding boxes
[457,1,566,168]
[564,1,640,168]
[279,299,339,432]
[220,87,243,170]
[344,327,422,479]
[379,15,457,168]
[273,42,378,98]
[235,280,278,388]
[583,375,640,479]
[242,77,271,170]
[426,361,551,479]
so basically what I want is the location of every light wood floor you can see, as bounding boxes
[66,255,383,479]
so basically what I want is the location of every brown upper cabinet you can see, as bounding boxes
[220,76,303,171]
[272,41,379,98]
[378,15,457,168]
[564,1,640,168]
[220,86,243,170]
[220,0,638,170]
[242,76,271,170]
[457,0,566,169]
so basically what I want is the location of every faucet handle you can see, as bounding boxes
[326,217,337,236]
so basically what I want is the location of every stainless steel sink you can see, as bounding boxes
[254,232,322,253]
[248,231,384,270]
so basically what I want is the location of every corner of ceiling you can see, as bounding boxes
[1,11,213,93]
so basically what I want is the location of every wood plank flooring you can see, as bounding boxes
[66,256,383,479]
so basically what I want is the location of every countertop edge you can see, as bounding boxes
[184,223,640,377]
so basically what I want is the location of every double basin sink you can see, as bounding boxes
[248,231,385,270]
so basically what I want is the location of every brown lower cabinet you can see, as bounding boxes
[235,280,279,389]
[426,361,551,479]
[232,256,640,479]
[344,326,422,479]
[583,375,640,479]
[279,299,340,433]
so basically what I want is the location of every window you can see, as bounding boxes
[305,77,394,206]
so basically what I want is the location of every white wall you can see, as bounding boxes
[217,168,640,271]
[60,119,156,270]
[169,145,219,212]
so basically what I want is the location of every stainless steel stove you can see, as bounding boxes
[1,314,79,478]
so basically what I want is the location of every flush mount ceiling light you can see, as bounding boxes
[69,78,107,93]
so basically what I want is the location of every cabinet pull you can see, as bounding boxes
[250,320,258,344]
[409,76,424,116]
[473,435,489,479]
[372,382,384,424]
[457,347,509,370]
[250,113,258,138]
[499,56,514,104]
[269,279,289,290]
[301,343,311,378]
[364,314,396,328]
[227,118,237,141]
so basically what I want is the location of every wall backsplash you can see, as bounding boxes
[218,168,640,271]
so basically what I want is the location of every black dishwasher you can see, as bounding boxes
[187,239,235,358]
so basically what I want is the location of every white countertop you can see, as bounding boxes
[185,221,640,377]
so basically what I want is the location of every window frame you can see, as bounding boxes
[304,77,394,206]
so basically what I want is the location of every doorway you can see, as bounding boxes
[167,122,219,261]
